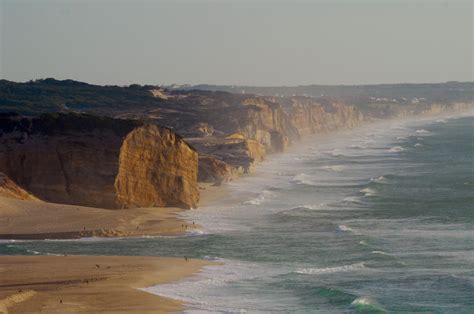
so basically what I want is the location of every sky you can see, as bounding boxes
[1,0,473,86]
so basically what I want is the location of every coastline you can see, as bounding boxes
[1,110,472,313]
[0,255,213,313]
[139,113,472,310]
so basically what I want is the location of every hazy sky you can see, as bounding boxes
[1,0,473,86]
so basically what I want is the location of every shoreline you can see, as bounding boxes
[0,255,213,313]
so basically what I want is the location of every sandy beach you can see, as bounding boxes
[0,255,212,313]
[0,182,232,240]
[0,185,224,312]
[0,197,195,240]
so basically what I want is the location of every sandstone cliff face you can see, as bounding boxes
[115,124,199,209]
[0,172,39,201]
[0,114,199,209]
[274,97,364,136]
[239,98,299,153]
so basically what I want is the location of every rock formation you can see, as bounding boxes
[197,155,238,185]
[115,124,199,209]
[0,172,39,201]
[0,113,199,209]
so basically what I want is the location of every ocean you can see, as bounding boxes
[2,114,473,313]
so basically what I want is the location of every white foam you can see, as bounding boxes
[338,224,353,232]
[295,262,366,275]
[320,165,345,172]
[415,129,432,136]
[416,129,430,133]
[371,250,390,256]
[388,146,405,152]
[349,144,367,149]
[244,189,275,205]
[370,176,387,184]
[351,296,373,306]
[298,204,326,211]
[324,149,344,157]
[185,229,210,236]
[141,260,293,313]
[290,173,315,186]
[343,196,361,203]
[349,296,384,311]
[360,187,376,197]
[414,143,423,147]
[390,124,407,130]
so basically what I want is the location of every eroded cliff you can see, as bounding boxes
[115,124,199,209]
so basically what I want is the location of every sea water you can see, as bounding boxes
[2,114,473,313]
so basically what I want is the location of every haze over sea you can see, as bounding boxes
[2,113,473,313]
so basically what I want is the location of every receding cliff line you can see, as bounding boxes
[187,97,472,185]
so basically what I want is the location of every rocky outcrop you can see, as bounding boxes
[115,124,199,209]
[0,172,39,201]
[0,113,199,209]
[198,155,238,185]
[187,136,266,175]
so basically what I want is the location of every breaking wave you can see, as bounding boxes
[338,224,354,232]
[415,129,430,134]
[350,296,385,312]
[371,250,391,256]
[320,165,346,172]
[244,190,276,205]
[290,173,316,186]
[370,176,387,184]
[295,262,366,275]
[389,146,405,153]
[360,187,376,197]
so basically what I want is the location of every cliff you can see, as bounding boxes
[274,97,364,136]
[115,124,199,209]
[197,155,239,185]
[0,113,199,209]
